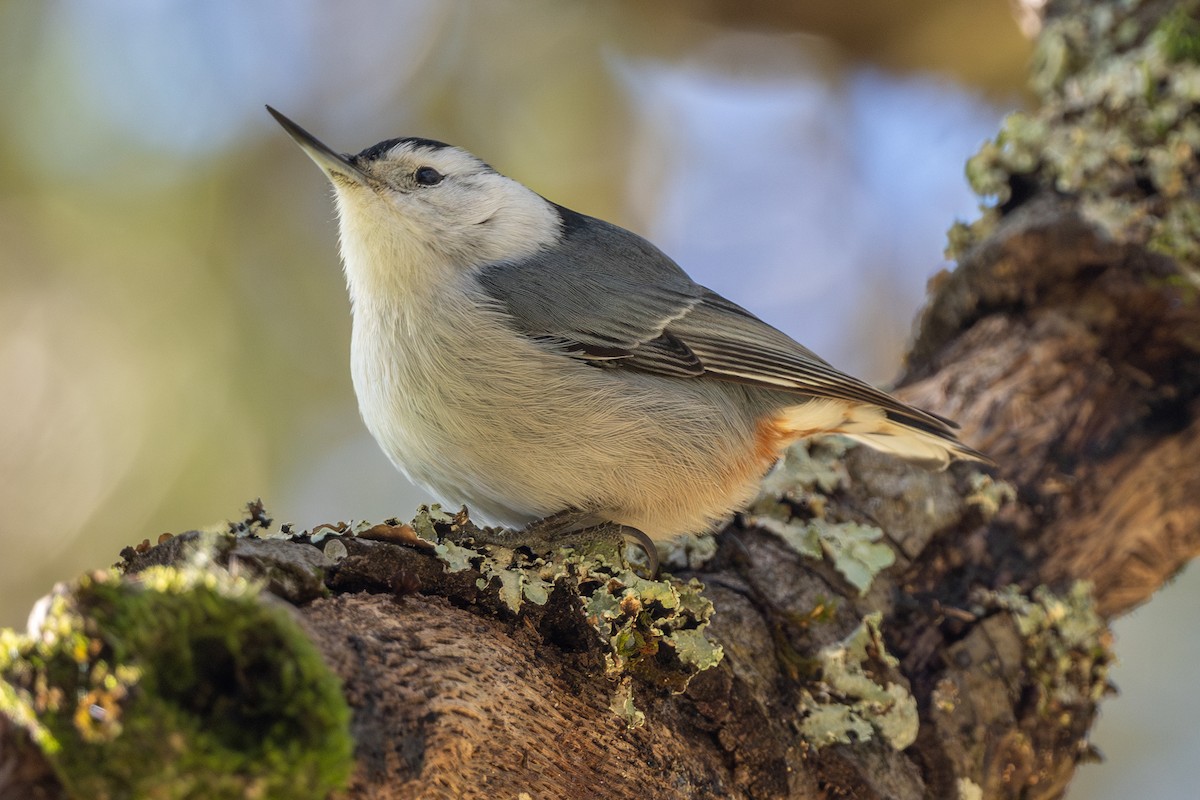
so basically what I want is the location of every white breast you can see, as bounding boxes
[348,278,773,540]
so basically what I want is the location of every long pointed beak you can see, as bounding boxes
[266,105,371,185]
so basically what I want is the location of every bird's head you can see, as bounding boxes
[268,106,560,305]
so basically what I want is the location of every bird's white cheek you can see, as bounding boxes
[463,197,562,265]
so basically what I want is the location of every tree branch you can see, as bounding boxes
[4,1,1199,798]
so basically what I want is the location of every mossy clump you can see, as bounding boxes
[951,0,1200,274]
[1159,2,1200,64]
[0,560,353,800]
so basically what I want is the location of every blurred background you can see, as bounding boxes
[0,1,1195,796]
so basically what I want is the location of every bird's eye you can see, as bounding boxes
[414,166,443,186]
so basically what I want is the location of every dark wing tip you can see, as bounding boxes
[882,407,993,465]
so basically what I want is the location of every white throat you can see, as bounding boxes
[332,175,561,311]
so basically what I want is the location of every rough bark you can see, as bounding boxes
[4,0,1200,798]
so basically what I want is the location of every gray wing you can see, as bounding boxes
[475,208,708,378]
[475,207,956,434]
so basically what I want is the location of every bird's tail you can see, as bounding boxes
[774,399,989,470]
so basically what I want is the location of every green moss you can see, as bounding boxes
[0,562,353,800]
[1157,3,1200,63]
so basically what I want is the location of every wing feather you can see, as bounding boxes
[474,206,960,439]
[671,296,959,434]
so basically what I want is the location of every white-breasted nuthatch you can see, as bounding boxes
[268,107,985,551]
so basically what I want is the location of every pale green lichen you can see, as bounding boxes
[750,516,894,596]
[474,563,554,613]
[410,503,456,543]
[583,568,721,685]
[0,560,353,800]
[661,531,719,571]
[797,612,919,750]
[609,677,645,729]
[753,439,851,516]
[400,506,560,611]
[957,777,985,800]
[437,538,484,574]
[951,0,1200,276]
[964,472,1018,519]
[321,537,348,563]
[748,515,823,560]
[748,441,894,595]
[577,561,723,723]
[980,582,1113,714]
[663,628,724,672]
[381,507,723,722]
[815,522,896,595]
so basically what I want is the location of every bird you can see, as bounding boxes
[267,106,985,563]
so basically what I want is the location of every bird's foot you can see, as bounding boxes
[459,509,660,577]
